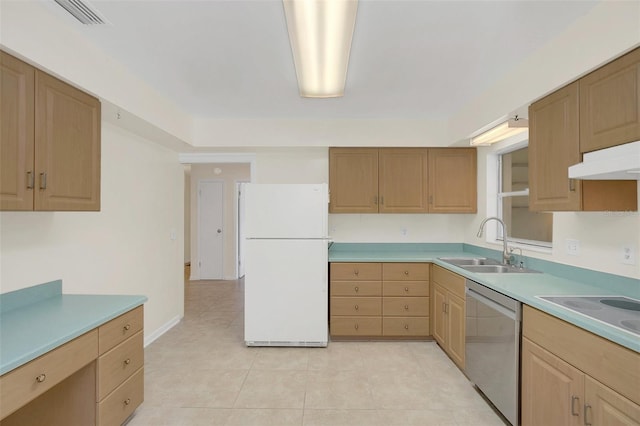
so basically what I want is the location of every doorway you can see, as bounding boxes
[197,180,224,279]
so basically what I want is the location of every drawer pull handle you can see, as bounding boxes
[354,305,359,311]
[584,404,592,426]
[123,324,131,331]
[354,269,359,276]
[404,270,409,275]
[404,287,409,292]
[124,398,131,406]
[354,286,359,293]
[404,324,409,330]
[404,304,409,310]
[35,373,46,383]
[354,324,359,330]
[124,358,131,366]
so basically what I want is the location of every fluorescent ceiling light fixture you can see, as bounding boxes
[470,116,529,146]
[283,0,358,98]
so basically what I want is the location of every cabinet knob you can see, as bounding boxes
[354,305,359,311]
[124,398,131,406]
[123,323,131,332]
[404,324,409,330]
[35,373,46,383]
[124,358,131,366]
[404,287,409,292]
[404,305,409,310]
[354,286,359,293]
[354,324,359,330]
[354,269,359,276]
[404,270,409,275]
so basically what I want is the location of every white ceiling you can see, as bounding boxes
[45,0,598,121]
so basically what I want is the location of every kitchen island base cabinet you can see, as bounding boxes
[522,306,640,426]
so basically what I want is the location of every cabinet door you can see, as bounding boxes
[522,337,584,426]
[529,82,582,211]
[378,148,428,213]
[428,148,477,213]
[446,293,465,370]
[1,51,35,210]
[585,376,640,426]
[579,48,640,153]
[329,148,378,213]
[431,283,446,345]
[35,71,100,211]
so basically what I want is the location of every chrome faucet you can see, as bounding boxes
[477,217,510,265]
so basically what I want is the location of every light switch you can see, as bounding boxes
[566,239,580,256]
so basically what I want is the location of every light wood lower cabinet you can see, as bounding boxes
[330,262,430,339]
[0,305,144,426]
[522,306,640,426]
[430,265,465,369]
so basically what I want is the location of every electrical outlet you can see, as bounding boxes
[566,239,580,256]
[622,245,637,265]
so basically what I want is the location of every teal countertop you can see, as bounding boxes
[0,280,147,375]
[329,243,640,352]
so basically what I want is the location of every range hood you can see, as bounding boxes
[569,141,640,180]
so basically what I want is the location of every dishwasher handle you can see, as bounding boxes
[466,287,519,321]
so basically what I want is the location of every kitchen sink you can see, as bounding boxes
[438,257,540,273]
[438,257,501,266]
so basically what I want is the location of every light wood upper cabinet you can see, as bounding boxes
[529,81,582,211]
[0,49,101,212]
[329,147,477,214]
[35,71,101,211]
[329,148,378,213]
[428,148,477,213]
[1,51,35,210]
[579,48,640,153]
[529,81,637,212]
[378,148,428,213]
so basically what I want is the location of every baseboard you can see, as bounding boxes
[144,314,182,347]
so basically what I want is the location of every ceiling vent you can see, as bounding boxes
[54,0,107,25]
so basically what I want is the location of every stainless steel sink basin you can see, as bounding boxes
[438,257,501,266]
[438,257,540,273]
[461,264,541,274]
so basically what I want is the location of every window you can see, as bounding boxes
[498,146,552,247]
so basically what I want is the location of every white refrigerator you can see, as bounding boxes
[243,183,330,347]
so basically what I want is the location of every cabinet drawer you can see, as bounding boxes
[432,265,465,299]
[383,297,429,316]
[331,281,381,296]
[99,306,143,355]
[383,317,430,336]
[383,281,429,296]
[0,329,98,420]
[331,297,381,316]
[97,367,143,426]
[330,263,381,281]
[382,263,429,281]
[330,317,381,336]
[97,330,144,401]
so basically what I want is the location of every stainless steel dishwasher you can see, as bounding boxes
[465,279,521,426]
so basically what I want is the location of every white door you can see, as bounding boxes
[198,181,224,279]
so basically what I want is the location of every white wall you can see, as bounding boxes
[0,123,185,342]
[469,144,640,279]
[189,163,250,280]
[184,166,191,264]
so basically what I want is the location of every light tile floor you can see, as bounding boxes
[128,279,507,426]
